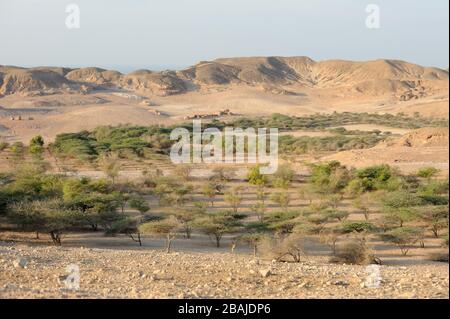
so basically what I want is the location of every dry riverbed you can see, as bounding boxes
[0,243,448,299]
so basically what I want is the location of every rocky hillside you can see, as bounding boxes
[1,57,448,98]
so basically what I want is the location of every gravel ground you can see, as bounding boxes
[0,243,448,299]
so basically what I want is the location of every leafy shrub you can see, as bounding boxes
[341,221,374,233]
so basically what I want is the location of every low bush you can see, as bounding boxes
[330,240,370,265]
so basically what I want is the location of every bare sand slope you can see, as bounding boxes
[0,86,448,144]
[321,127,449,173]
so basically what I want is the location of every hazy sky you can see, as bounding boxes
[0,0,448,72]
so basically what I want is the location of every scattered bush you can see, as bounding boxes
[261,233,306,263]
[330,240,370,265]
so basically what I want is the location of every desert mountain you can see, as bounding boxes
[1,57,448,98]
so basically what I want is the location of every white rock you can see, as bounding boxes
[259,268,272,278]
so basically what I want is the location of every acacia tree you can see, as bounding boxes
[173,184,194,206]
[170,207,204,239]
[240,233,266,257]
[272,164,295,189]
[382,191,422,227]
[62,178,121,231]
[224,187,243,213]
[109,217,143,246]
[129,195,150,215]
[99,154,121,184]
[352,193,374,221]
[8,199,82,245]
[381,227,424,256]
[419,205,449,238]
[270,192,291,212]
[202,183,217,207]
[241,221,269,257]
[298,185,314,205]
[139,216,181,253]
[194,212,243,247]
[247,165,268,216]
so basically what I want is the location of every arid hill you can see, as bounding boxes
[322,127,449,173]
[0,57,448,144]
[376,127,449,148]
[1,57,448,98]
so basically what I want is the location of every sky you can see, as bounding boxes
[0,0,448,73]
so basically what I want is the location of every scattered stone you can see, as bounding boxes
[13,258,28,269]
[259,268,272,278]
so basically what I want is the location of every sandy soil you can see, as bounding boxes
[0,86,448,143]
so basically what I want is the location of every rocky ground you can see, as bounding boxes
[0,243,448,299]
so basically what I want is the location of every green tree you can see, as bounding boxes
[139,216,181,253]
[310,161,350,194]
[29,135,45,160]
[272,164,295,189]
[109,217,143,246]
[99,154,120,184]
[247,165,268,186]
[224,187,243,213]
[419,205,449,238]
[380,227,424,256]
[202,182,217,207]
[8,199,82,245]
[270,192,291,212]
[170,207,205,239]
[194,212,243,247]
[382,190,422,227]
[129,195,150,215]
[352,193,375,221]
[173,184,193,206]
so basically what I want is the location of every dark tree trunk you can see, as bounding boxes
[215,234,221,248]
[185,227,191,239]
[50,231,61,246]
